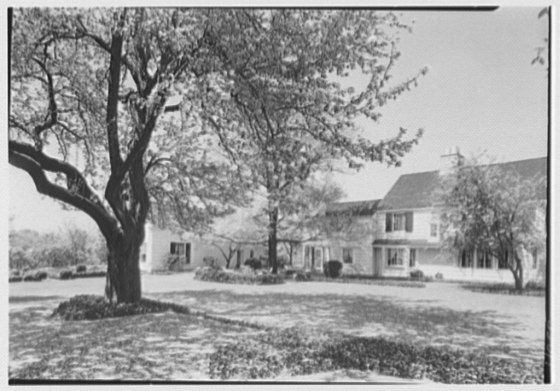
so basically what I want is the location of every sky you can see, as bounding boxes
[7,7,550,234]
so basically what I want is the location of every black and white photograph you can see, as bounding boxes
[5,4,555,385]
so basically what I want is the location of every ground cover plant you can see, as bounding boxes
[194,267,284,285]
[208,327,543,383]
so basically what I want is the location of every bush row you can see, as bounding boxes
[208,327,543,383]
[293,273,426,288]
[462,282,545,297]
[194,267,284,285]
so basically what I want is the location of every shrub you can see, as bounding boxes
[9,276,23,283]
[325,260,342,278]
[435,272,444,280]
[58,270,74,280]
[294,271,311,281]
[23,271,47,282]
[525,280,545,290]
[194,266,284,285]
[165,254,183,272]
[284,269,297,277]
[75,264,87,273]
[410,269,424,280]
[203,256,219,269]
[74,271,106,278]
[244,258,262,270]
[51,295,176,321]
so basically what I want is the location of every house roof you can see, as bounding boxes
[326,199,381,216]
[378,157,547,211]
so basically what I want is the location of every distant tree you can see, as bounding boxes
[207,10,427,273]
[64,224,92,266]
[532,7,549,69]
[438,156,546,290]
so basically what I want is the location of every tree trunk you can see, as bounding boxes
[513,254,524,291]
[105,233,143,303]
[268,207,279,274]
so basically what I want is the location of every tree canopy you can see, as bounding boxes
[438,156,546,290]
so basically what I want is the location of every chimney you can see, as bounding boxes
[440,146,463,175]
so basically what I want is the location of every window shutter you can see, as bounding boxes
[385,213,392,232]
[405,212,413,232]
[170,242,175,254]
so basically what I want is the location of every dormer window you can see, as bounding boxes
[385,212,413,232]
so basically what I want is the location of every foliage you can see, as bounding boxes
[205,10,427,272]
[22,271,47,282]
[203,256,220,268]
[208,327,543,383]
[324,260,343,278]
[9,8,251,302]
[194,266,284,285]
[58,269,75,280]
[165,253,184,272]
[435,272,444,280]
[244,258,262,270]
[75,265,87,273]
[410,269,424,280]
[462,282,545,297]
[438,156,546,290]
[51,295,175,321]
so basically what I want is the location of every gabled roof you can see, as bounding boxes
[378,157,547,211]
[326,199,381,216]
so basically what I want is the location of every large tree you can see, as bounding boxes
[203,10,428,273]
[438,157,546,290]
[9,8,245,302]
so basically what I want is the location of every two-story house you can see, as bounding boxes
[372,151,547,283]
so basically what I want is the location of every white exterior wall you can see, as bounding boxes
[376,208,441,244]
[141,224,267,272]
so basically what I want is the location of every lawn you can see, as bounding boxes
[9,296,263,380]
[9,273,546,382]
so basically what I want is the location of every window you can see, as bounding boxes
[387,248,404,266]
[476,251,492,269]
[170,242,191,264]
[409,249,417,267]
[250,249,254,258]
[459,249,473,268]
[385,212,413,232]
[342,248,353,264]
[498,250,509,269]
[430,223,438,237]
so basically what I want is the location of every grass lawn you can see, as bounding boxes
[9,297,263,380]
[9,274,546,382]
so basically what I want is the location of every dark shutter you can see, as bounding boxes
[170,242,175,254]
[385,213,392,232]
[405,212,413,232]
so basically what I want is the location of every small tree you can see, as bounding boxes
[439,156,546,290]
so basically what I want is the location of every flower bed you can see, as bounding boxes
[194,267,284,285]
[51,295,188,321]
[208,327,543,383]
[294,273,426,288]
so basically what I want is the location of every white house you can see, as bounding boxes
[297,151,547,284]
[139,222,267,273]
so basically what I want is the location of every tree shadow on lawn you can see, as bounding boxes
[9,301,264,381]
[155,289,543,363]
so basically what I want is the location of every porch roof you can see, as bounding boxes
[372,239,440,248]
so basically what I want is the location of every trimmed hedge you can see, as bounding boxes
[194,267,284,285]
[462,282,545,297]
[208,327,543,383]
[22,271,47,282]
